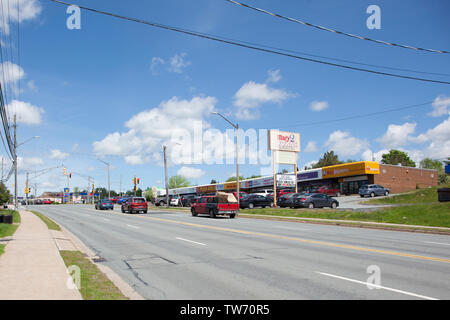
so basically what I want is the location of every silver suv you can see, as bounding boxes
[359,184,389,197]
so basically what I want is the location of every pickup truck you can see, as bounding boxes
[191,194,239,219]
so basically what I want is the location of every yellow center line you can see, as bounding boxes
[134,215,450,264]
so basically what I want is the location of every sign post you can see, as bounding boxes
[268,130,301,207]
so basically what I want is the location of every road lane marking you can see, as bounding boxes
[103,218,110,222]
[316,272,438,300]
[425,241,450,246]
[126,224,140,229]
[176,237,206,246]
[137,216,450,264]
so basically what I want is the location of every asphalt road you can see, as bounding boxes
[28,204,450,300]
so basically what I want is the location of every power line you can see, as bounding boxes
[262,101,432,130]
[224,0,450,54]
[46,0,450,85]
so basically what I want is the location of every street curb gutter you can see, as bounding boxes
[57,224,145,300]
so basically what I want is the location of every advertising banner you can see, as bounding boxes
[196,185,217,193]
[268,130,300,152]
[276,150,297,164]
[297,169,322,181]
[276,174,296,188]
[322,161,380,179]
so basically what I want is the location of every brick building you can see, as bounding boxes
[373,164,438,194]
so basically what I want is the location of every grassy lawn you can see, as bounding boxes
[0,244,4,255]
[0,210,20,238]
[241,202,450,228]
[365,184,450,204]
[31,211,61,231]
[60,250,128,300]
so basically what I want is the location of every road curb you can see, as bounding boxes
[57,224,145,300]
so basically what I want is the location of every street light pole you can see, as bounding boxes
[163,145,169,208]
[14,115,17,210]
[97,159,111,200]
[211,112,240,207]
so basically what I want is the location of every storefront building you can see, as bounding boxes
[167,161,438,196]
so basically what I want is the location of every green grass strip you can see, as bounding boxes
[241,202,450,228]
[0,210,20,238]
[60,250,128,300]
[0,244,4,256]
[31,211,61,231]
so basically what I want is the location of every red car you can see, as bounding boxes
[121,197,148,214]
[191,195,238,219]
[312,186,341,197]
[110,197,120,204]
[232,191,247,200]
[277,189,294,197]
[43,199,52,204]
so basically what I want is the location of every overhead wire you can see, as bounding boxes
[224,0,450,54]
[46,0,450,85]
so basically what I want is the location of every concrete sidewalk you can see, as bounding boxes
[0,210,82,300]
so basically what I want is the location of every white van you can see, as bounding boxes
[253,189,273,197]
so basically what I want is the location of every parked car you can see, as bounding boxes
[191,195,238,218]
[121,197,148,214]
[20,200,26,205]
[311,186,341,197]
[170,195,181,206]
[290,193,339,209]
[35,199,43,205]
[110,197,120,204]
[239,194,273,209]
[43,199,52,204]
[253,189,273,197]
[277,188,295,197]
[277,193,304,208]
[359,184,390,197]
[180,194,198,206]
[95,199,114,210]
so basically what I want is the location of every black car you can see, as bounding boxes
[181,194,200,206]
[290,193,339,209]
[35,199,43,205]
[277,193,300,208]
[240,194,273,209]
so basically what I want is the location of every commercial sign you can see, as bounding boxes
[276,150,297,164]
[243,177,273,189]
[216,184,224,191]
[173,187,196,195]
[322,161,380,179]
[268,130,300,152]
[276,174,296,188]
[196,185,217,193]
[297,169,322,182]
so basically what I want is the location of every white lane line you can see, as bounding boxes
[316,272,438,300]
[273,225,309,231]
[126,224,140,229]
[176,237,206,246]
[103,218,110,222]
[424,241,450,246]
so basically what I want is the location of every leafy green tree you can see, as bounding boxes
[210,179,217,184]
[420,158,443,171]
[312,151,343,168]
[226,176,245,182]
[247,175,262,179]
[381,149,416,167]
[0,183,11,205]
[143,188,155,202]
[168,175,191,189]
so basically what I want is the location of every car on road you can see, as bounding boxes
[239,194,273,209]
[311,186,342,197]
[191,195,239,218]
[117,197,130,204]
[110,197,120,204]
[359,184,390,197]
[95,199,114,210]
[121,197,148,214]
[290,193,339,209]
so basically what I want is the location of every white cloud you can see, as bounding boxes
[0,0,42,35]
[27,80,37,92]
[177,166,205,179]
[17,156,43,173]
[168,53,191,73]
[412,117,450,159]
[429,95,450,117]
[309,101,329,112]
[150,57,165,75]
[124,155,146,165]
[304,141,318,153]
[6,100,44,125]
[377,122,416,149]
[361,149,389,162]
[233,81,292,120]
[49,149,69,160]
[325,130,369,157]
[72,143,79,152]
[0,62,25,85]
[267,69,281,83]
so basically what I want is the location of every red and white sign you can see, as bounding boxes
[268,130,300,152]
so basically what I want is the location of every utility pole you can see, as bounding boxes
[98,159,111,200]
[26,172,29,210]
[163,145,169,208]
[1,156,3,182]
[120,174,122,197]
[14,115,17,211]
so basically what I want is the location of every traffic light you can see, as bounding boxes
[25,187,29,194]
[92,184,95,192]
[132,177,136,185]
[137,178,140,184]
[69,173,72,178]
[63,168,67,176]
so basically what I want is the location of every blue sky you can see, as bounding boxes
[1,0,449,195]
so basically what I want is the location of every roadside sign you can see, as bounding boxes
[64,188,70,193]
